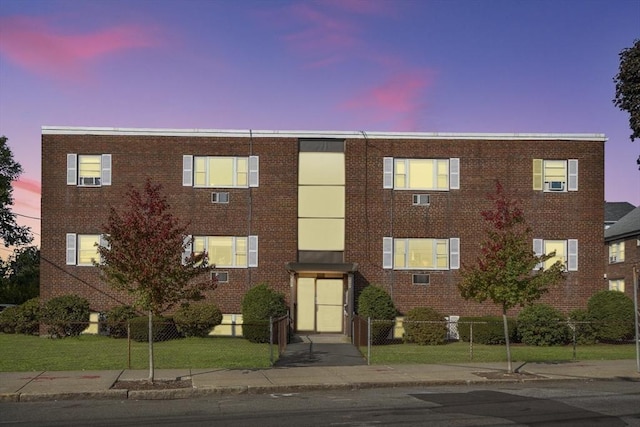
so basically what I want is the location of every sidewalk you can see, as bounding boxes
[1,359,638,402]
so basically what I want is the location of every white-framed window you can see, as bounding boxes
[187,235,258,268]
[67,154,112,186]
[532,159,578,192]
[608,279,625,292]
[182,155,258,188]
[383,237,459,270]
[533,239,578,271]
[608,241,625,263]
[66,233,106,266]
[383,157,459,190]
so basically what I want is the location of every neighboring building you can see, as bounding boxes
[605,201,635,229]
[41,127,606,335]
[605,206,640,300]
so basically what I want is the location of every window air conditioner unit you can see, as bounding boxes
[547,181,565,191]
[412,274,430,285]
[212,271,228,283]
[412,194,430,206]
[79,176,100,186]
[211,192,229,203]
[609,256,617,263]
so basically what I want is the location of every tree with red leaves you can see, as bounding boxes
[95,179,213,381]
[458,181,565,373]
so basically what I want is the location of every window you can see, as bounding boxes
[412,274,430,285]
[383,237,460,270]
[188,235,258,268]
[608,279,625,292]
[212,271,229,283]
[609,242,625,263]
[211,192,229,203]
[66,233,105,266]
[532,159,578,192]
[183,155,258,188]
[384,158,459,191]
[67,154,112,186]
[533,239,578,271]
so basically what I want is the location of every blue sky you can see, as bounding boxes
[1,0,639,252]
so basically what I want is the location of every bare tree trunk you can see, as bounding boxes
[502,308,512,373]
[148,310,154,382]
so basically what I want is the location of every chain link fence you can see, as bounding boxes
[0,315,291,371]
[353,316,637,365]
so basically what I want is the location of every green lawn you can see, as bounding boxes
[0,333,272,372]
[364,341,637,364]
[1,333,636,372]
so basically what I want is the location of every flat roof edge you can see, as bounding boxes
[41,126,607,141]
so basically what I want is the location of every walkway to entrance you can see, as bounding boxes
[274,334,367,367]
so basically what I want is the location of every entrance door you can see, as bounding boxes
[296,278,344,333]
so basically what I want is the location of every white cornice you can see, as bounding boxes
[41,126,607,142]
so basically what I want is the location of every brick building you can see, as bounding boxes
[41,127,606,334]
[605,206,640,300]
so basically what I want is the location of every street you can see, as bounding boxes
[1,379,639,426]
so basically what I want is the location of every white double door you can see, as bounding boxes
[296,278,344,333]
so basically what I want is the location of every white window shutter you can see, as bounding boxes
[568,159,578,191]
[101,154,112,186]
[182,155,193,187]
[383,157,393,189]
[449,238,460,269]
[248,235,258,267]
[533,238,543,270]
[249,156,259,187]
[99,234,109,264]
[67,154,77,185]
[182,235,192,265]
[66,233,77,265]
[449,158,460,190]
[568,239,578,271]
[383,237,393,269]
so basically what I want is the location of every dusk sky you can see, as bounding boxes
[1,0,639,254]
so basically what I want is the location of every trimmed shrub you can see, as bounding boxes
[0,305,19,333]
[129,315,181,342]
[587,290,635,342]
[14,298,40,335]
[241,284,288,343]
[0,298,40,335]
[174,303,223,337]
[568,308,597,345]
[357,285,397,344]
[105,305,139,338]
[517,304,570,346]
[40,295,90,338]
[403,307,447,345]
[458,316,517,345]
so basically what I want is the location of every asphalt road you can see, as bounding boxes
[1,379,639,426]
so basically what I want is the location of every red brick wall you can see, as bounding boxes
[41,132,605,318]
[606,236,640,301]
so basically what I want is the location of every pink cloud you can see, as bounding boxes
[0,16,159,80]
[340,69,435,130]
[323,0,395,16]
[13,177,41,195]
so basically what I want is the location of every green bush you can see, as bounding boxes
[0,305,19,333]
[458,316,517,345]
[568,308,597,345]
[587,290,635,342]
[241,284,288,343]
[40,295,90,338]
[14,298,40,335]
[173,303,223,337]
[403,307,447,345]
[517,304,570,346]
[357,285,397,344]
[105,305,139,338]
[0,298,41,335]
[129,315,181,342]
